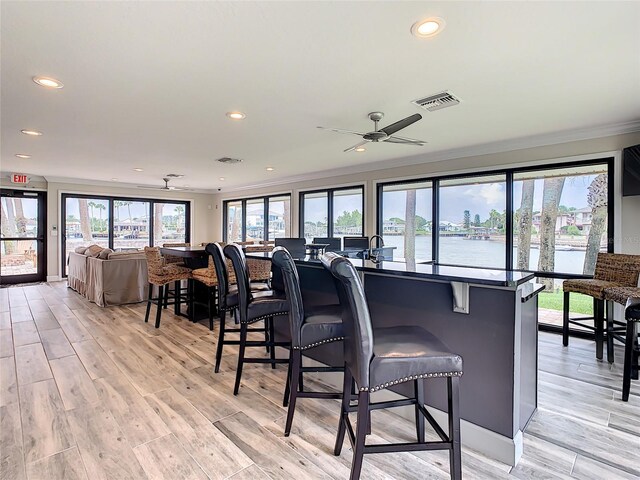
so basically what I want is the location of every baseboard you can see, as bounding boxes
[276,346,523,467]
[46,275,61,282]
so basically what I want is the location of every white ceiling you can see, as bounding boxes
[2,1,639,192]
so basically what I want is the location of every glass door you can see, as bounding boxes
[1,190,47,284]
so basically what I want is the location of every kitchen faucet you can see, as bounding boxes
[369,235,385,261]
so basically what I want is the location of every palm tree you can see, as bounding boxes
[174,205,184,232]
[583,174,608,275]
[404,189,417,269]
[537,177,565,291]
[78,198,93,241]
[516,179,535,270]
[96,203,106,231]
[154,203,164,245]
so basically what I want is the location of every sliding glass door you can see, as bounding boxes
[1,190,47,284]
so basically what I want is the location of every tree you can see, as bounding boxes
[404,189,417,269]
[389,217,405,224]
[283,200,291,236]
[537,177,565,290]
[516,179,535,270]
[78,198,93,241]
[415,215,427,231]
[154,203,164,244]
[583,174,608,275]
[474,214,481,227]
[1,199,16,254]
[567,225,581,236]
[463,210,470,230]
[13,198,26,235]
[174,205,184,232]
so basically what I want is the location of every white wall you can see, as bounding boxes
[212,132,640,256]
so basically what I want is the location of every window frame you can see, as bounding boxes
[60,193,190,277]
[376,157,615,277]
[222,193,292,242]
[298,185,365,239]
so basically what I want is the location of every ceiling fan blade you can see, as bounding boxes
[384,137,425,146]
[317,126,366,136]
[344,140,369,153]
[380,113,422,136]
[389,134,427,143]
[137,185,164,190]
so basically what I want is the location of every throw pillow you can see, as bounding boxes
[85,245,103,257]
[98,248,113,259]
[74,246,88,254]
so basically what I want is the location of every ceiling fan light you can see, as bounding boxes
[411,17,445,38]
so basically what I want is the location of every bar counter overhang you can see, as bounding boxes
[247,252,543,466]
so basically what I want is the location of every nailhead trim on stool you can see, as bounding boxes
[240,311,289,324]
[293,336,345,350]
[363,370,464,392]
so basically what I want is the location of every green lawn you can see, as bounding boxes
[538,289,592,315]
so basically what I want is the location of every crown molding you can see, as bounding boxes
[217,120,640,193]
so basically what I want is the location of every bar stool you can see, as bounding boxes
[162,242,190,310]
[322,252,463,480]
[562,253,640,361]
[143,247,193,328]
[272,247,344,436]
[224,244,290,395]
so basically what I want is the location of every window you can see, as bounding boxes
[300,186,364,242]
[153,203,187,246]
[61,194,190,276]
[379,181,433,263]
[223,194,291,242]
[113,200,150,250]
[439,174,507,269]
[513,164,609,276]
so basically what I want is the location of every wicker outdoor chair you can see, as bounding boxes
[563,253,640,361]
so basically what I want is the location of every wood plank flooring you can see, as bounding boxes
[0,282,638,479]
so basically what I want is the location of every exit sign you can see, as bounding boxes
[11,174,29,184]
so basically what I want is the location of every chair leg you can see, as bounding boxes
[284,350,301,437]
[269,317,276,369]
[448,376,462,480]
[349,391,370,480]
[163,282,169,309]
[414,379,425,443]
[595,299,604,361]
[334,364,352,456]
[155,284,164,328]
[562,291,570,347]
[144,283,153,323]
[233,323,247,395]
[606,301,615,364]
[623,320,635,402]
[265,319,270,354]
[283,348,293,407]
[214,310,226,374]
[208,288,214,331]
[173,281,180,315]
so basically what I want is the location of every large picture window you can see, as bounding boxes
[61,194,190,276]
[223,194,291,242]
[379,181,433,263]
[300,186,364,242]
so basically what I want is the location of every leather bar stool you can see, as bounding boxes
[272,247,344,436]
[143,247,193,328]
[224,244,290,395]
[322,252,463,480]
[622,298,640,402]
[206,243,271,373]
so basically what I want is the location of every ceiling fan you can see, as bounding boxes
[318,112,427,152]
[137,176,191,191]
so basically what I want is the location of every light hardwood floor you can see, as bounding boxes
[0,282,638,480]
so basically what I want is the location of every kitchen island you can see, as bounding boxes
[247,252,543,466]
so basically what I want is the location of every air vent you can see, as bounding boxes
[166,173,184,178]
[411,91,461,112]
[216,157,243,164]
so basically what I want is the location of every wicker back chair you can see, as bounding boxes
[143,247,192,328]
[563,253,640,361]
[245,245,272,283]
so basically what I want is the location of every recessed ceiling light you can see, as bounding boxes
[33,76,64,89]
[266,167,274,171]
[355,147,366,152]
[133,168,144,172]
[15,154,31,159]
[184,184,190,187]
[411,17,445,38]
[21,129,43,136]
[219,177,225,181]
[111,178,118,181]
[226,111,246,120]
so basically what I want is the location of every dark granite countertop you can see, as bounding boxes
[245,251,535,287]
